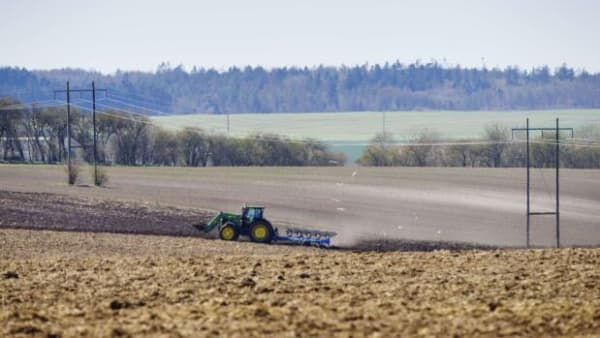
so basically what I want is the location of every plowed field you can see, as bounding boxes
[1,164,599,337]
[1,229,599,337]
[1,165,600,248]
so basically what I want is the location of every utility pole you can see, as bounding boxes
[555,118,560,248]
[54,82,106,185]
[67,81,71,170]
[54,81,72,183]
[512,119,573,248]
[227,112,230,136]
[92,81,97,185]
[526,118,530,248]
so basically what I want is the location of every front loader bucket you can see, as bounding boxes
[193,223,207,232]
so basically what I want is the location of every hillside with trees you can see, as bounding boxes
[357,124,600,169]
[1,62,599,114]
[0,98,345,166]
[3,97,599,168]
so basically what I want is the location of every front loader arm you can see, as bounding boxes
[196,212,223,233]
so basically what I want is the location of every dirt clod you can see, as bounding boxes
[10,325,41,335]
[110,300,127,310]
[240,277,256,288]
[254,308,269,317]
[111,327,128,337]
[488,301,501,312]
[3,271,18,279]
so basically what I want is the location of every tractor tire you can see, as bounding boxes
[249,221,274,244]
[219,223,239,241]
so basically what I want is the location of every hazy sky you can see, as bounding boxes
[1,0,599,73]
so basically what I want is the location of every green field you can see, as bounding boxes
[153,110,600,161]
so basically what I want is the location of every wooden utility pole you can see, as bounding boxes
[555,118,560,248]
[526,118,530,248]
[92,81,98,184]
[512,119,573,248]
[54,81,72,183]
[66,81,71,169]
[54,82,106,185]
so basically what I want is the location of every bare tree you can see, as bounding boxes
[483,122,509,167]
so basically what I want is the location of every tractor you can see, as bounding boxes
[197,204,275,243]
[196,204,336,246]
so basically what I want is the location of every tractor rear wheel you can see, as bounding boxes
[249,221,274,244]
[219,223,239,241]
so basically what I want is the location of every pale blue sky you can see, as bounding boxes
[1,0,599,73]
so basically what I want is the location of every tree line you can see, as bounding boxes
[0,98,346,166]
[357,124,600,169]
[1,62,600,113]
[3,97,599,169]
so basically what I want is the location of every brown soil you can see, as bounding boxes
[1,165,599,247]
[0,190,495,251]
[1,229,599,337]
[1,165,599,336]
[0,190,212,238]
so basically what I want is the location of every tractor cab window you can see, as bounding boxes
[243,208,263,222]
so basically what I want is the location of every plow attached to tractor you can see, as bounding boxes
[195,204,336,247]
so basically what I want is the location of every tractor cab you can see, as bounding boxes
[233,204,273,243]
[241,204,265,225]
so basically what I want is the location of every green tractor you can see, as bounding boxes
[196,204,275,243]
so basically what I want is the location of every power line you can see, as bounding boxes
[67,102,344,147]
[105,92,173,111]
[104,90,205,113]
[330,140,527,147]
[5,101,600,149]
[67,102,156,126]
[8,101,600,149]
[0,100,65,111]
[71,98,167,122]
[533,141,600,149]
[98,96,172,116]
[106,88,173,107]
[74,96,169,116]
[6,95,600,151]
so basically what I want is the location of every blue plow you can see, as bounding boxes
[274,227,337,247]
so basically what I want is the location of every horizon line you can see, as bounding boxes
[1,60,596,76]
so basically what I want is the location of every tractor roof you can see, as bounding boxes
[243,203,265,209]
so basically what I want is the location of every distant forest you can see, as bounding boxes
[1,62,600,114]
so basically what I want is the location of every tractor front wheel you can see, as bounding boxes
[249,221,274,244]
[219,223,239,241]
